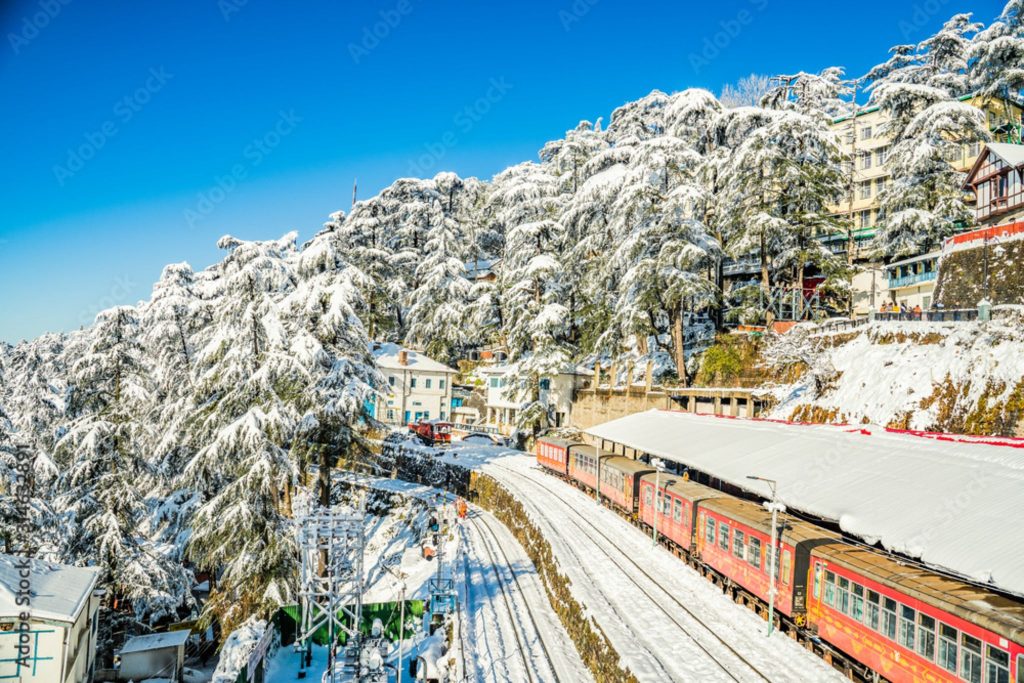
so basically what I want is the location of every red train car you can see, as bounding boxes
[808,544,1024,683]
[638,474,726,553]
[597,456,654,516]
[696,497,839,623]
[568,446,609,492]
[534,437,585,477]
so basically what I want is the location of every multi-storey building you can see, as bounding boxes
[369,342,457,426]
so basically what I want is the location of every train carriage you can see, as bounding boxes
[597,456,654,516]
[637,474,726,554]
[568,447,613,492]
[808,544,1024,683]
[534,437,583,477]
[696,497,839,622]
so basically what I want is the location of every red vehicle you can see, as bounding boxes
[409,419,452,446]
[597,456,654,516]
[696,496,839,625]
[808,543,1024,683]
[535,437,585,477]
[567,446,612,492]
[638,474,726,554]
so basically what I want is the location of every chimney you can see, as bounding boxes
[398,349,409,366]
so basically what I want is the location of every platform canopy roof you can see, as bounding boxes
[586,410,1024,597]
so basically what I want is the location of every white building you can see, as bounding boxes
[885,251,940,310]
[0,553,101,683]
[480,364,593,434]
[370,343,457,427]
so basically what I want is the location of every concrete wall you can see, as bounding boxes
[935,239,1024,308]
[570,387,768,431]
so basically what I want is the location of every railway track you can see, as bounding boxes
[487,460,810,683]
[460,508,565,683]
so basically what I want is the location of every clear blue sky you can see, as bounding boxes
[0,0,1007,343]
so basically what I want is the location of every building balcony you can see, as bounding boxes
[888,270,937,290]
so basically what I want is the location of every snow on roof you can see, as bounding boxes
[586,410,1024,596]
[120,629,191,655]
[370,342,456,374]
[986,142,1024,168]
[0,553,99,622]
[885,250,941,269]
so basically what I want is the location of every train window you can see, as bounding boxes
[644,488,653,508]
[673,499,682,522]
[961,634,982,683]
[850,584,864,622]
[781,550,791,585]
[705,518,715,544]
[917,614,936,662]
[813,564,822,599]
[986,645,1010,683]
[1015,654,1023,683]
[823,571,836,607]
[719,523,729,551]
[898,605,916,650]
[882,598,898,640]
[865,591,880,631]
[748,537,761,568]
[938,623,958,673]
[733,530,746,559]
[837,577,850,615]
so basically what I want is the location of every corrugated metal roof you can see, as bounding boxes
[0,553,99,622]
[585,410,1024,597]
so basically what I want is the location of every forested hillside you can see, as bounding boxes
[0,0,1022,648]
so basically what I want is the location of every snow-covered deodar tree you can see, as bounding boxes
[183,234,303,633]
[55,306,189,625]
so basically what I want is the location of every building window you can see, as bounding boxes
[961,634,982,683]
[986,646,1010,683]
[439,379,446,390]
[876,177,887,195]
[860,182,872,200]
[861,125,872,140]
[490,377,499,388]
[938,624,958,674]
[539,378,551,391]
[440,410,446,420]
[860,151,873,170]
[968,141,981,158]
[386,409,394,420]
[425,378,432,389]
[876,146,888,165]
[410,377,417,388]
[388,376,395,387]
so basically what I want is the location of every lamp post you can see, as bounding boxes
[382,556,407,683]
[651,458,665,547]
[747,475,784,637]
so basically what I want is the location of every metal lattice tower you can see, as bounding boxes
[296,502,367,682]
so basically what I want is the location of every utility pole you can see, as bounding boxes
[747,475,784,637]
[651,458,665,547]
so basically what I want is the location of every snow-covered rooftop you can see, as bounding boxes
[371,342,456,374]
[0,553,100,622]
[585,410,1024,597]
[120,629,191,655]
[986,142,1024,168]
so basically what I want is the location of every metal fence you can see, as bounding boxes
[874,309,979,322]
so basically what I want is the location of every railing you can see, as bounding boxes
[887,270,937,289]
[875,309,979,322]
[451,422,503,436]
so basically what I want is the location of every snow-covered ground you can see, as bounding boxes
[426,442,845,682]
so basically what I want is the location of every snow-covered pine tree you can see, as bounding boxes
[969,0,1024,143]
[287,228,382,505]
[183,234,304,633]
[55,306,188,624]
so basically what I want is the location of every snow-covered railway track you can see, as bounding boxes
[483,459,843,683]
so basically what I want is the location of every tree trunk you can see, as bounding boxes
[670,308,688,387]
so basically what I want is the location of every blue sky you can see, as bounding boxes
[0,0,1008,343]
